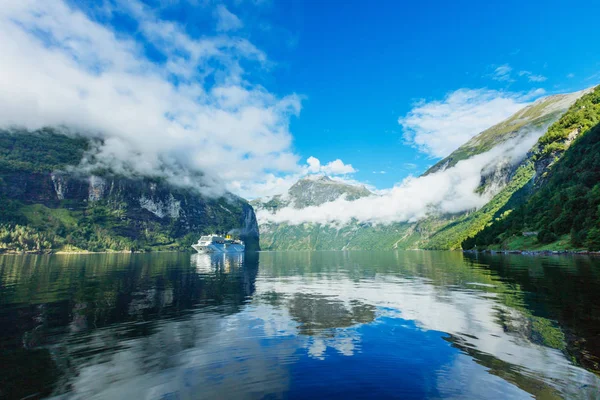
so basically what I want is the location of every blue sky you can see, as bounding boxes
[147,0,599,189]
[257,0,600,187]
[2,0,599,198]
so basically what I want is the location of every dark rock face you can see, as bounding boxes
[1,170,259,251]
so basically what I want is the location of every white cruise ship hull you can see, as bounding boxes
[192,243,245,254]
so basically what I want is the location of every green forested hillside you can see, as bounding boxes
[255,89,592,251]
[464,86,600,251]
[425,90,589,175]
[0,128,90,173]
[0,129,259,253]
[423,162,535,249]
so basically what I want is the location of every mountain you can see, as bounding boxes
[0,128,259,253]
[464,85,600,251]
[251,176,417,250]
[425,89,590,175]
[253,88,593,251]
[254,175,372,212]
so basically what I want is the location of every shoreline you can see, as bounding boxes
[463,249,600,256]
[2,248,599,257]
[0,249,191,256]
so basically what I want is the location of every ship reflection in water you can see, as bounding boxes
[190,252,246,274]
[1,251,600,399]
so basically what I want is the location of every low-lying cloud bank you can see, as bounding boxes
[257,129,544,226]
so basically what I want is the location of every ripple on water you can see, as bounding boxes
[0,251,599,399]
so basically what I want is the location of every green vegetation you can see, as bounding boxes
[0,128,89,173]
[464,86,600,251]
[0,203,188,253]
[0,128,257,253]
[425,91,585,175]
[258,221,417,251]
[423,162,535,249]
[537,87,600,156]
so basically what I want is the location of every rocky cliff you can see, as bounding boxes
[0,129,259,253]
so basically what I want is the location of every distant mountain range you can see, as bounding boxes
[254,175,372,211]
[253,86,599,251]
[3,86,599,254]
[251,176,414,250]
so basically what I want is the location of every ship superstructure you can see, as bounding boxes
[192,234,245,254]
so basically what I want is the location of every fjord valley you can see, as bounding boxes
[254,87,600,253]
[2,0,600,399]
[4,86,599,256]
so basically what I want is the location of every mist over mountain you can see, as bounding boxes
[252,177,411,251]
[0,128,259,253]
[0,0,302,200]
[464,85,600,251]
[253,88,594,251]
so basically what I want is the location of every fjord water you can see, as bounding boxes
[1,252,600,399]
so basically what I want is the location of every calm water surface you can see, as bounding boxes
[1,251,600,399]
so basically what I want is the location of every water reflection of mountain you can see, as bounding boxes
[287,294,375,336]
[1,251,600,399]
[252,251,600,398]
[0,252,259,399]
[464,252,600,373]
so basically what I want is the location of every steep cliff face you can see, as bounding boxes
[0,129,259,253]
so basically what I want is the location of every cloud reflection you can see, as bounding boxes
[3,251,599,399]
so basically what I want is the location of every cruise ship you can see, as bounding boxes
[191,234,245,254]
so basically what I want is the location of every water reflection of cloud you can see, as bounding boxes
[251,269,600,398]
[28,251,600,399]
[53,310,297,399]
[307,331,359,360]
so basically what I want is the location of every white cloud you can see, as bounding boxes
[214,4,243,32]
[306,156,321,173]
[320,159,356,175]
[305,156,355,175]
[519,70,547,82]
[230,173,301,200]
[0,0,300,197]
[372,170,386,174]
[258,128,546,226]
[567,73,575,79]
[491,64,513,82]
[234,156,357,199]
[399,88,539,158]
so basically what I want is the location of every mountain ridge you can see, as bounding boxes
[464,85,600,251]
[424,89,592,176]
[253,87,595,251]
